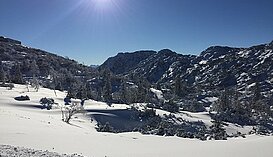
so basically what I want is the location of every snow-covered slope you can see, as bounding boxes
[1,85,273,157]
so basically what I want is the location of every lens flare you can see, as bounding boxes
[93,0,113,9]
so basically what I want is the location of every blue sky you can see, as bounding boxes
[1,0,273,65]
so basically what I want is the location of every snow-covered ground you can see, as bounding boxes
[1,84,273,157]
[0,145,84,157]
[150,88,164,100]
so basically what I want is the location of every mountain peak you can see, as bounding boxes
[100,50,156,74]
[158,49,176,56]
[200,46,239,60]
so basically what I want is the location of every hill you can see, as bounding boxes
[1,84,273,157]
[0,36,97,93]
[1,36,273,136]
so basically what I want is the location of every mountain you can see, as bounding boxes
[100,50,156,74]
[1,35,272,104]
[100,41,273,96]
[0,36,96,91]
[99,41,273,129]
[1,36,273,138]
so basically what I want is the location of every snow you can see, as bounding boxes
[178,111,213,126]
[219,55,225,59]
[224,124,253,135]
[1,85,273,157]
[248,82,256,88]
[84,99,129,110]
[199,60,207,65]
[200,97,218,104]
[238,50,251,57]
[150,88,163,100]
[0,145,84,157]
[168,66,174,76]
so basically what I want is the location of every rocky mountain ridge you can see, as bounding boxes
[0,36,96,90]
[101,41,273,96]
[1,36,273,137]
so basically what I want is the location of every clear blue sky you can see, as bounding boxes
[1,0,273,65]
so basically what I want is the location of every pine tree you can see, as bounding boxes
[174,76,187,97]
[0,62,5,83]
[213,88,230,113]
[120,81,128,104]
[174,76,182,96]
[136,77,149,102]
[253,81,262,102]
[11,64,23,84]
[251,81,267,114]
[102,69,112,104]
[30,60,39,77]
[209,120,227,140]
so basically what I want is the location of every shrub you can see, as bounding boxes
[14,95,30,101]
[209,120,227,140]
[96,122,115,132]
[39,97,54,110]
[61,102,84,123]
[162,101,179,113]
[0,83,14,90]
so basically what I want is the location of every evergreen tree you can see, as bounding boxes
[102,69,112,104]
[213,88,230,113]
[253,81,262,101]
[0,62,5,83]
[212,87,255,125]
[30,60,39,77]
[120,81,128,104]
[209,120,227,140]
[174,76,182,96]
[11,64,23,84]
[76,84,88,99]
[136,77,150,102]
[251,82,269,118]
[174,76,188,97]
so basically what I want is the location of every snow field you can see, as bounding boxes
[0,84,273,157]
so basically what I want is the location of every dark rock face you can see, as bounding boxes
[100,40,273,100]
[0,36,21,45]
[199,46,242,60]
[100,50,156,75]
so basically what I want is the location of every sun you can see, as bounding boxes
[96,0,111,3]
[93,0,112,8]
[77,0,122,18]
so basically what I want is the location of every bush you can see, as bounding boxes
[181,101,206,112]
[0,83,14,90]
[14,95,30,101]
[162,101,179,113]
[209,120,227,140]
[61,102,84,123]
[96,122,115,132]
[39,97,54,110]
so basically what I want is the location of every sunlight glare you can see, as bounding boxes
[93,0,112,9]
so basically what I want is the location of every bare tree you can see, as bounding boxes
[61,100,84,123]
[31,77,40,92]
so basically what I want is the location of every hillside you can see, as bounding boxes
[99,41,273,106]
[1,36,273,138]
[100,41,273,92]
[1,84,273,157]
[0,36,96,91]
[97,41,273,135]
